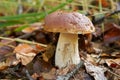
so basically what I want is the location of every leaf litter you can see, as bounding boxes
[0,1,120,79]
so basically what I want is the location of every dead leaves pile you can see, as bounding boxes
[0,22,120,80]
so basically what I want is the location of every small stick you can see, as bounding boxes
[99,0,105,34]
[0,36,47,47]
[110,0,114,11]
[106,68,120,79]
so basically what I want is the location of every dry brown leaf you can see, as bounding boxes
[14,44,38,65]
[31,73,39,80]
[56,64,75,76]
[42,44,55,62]
[114,70,120,80]
[105,58,120,68]
[32,68,56,80]
[14,43,45,53]
[101,53,110,57]
[115,40,120,46]
[100,52,120,58]
[31,73,44,80]
[14,44,35,53]
[86,54,96,65]
[16,52,36,65]
[0,62,9,71]
[0,56,20,71]
[33,59,53,73]
[104,23,120,44]
[41,68,56,80]
[22,23,43,33]
[34,44,46,53]
[0,56,18,71]
[56,67,70,75]
[0,39,16,60]
[111,52,120,57]
[84,61,107,80]
[6,56,20,66]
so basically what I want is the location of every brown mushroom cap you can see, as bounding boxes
[44,11,95,34]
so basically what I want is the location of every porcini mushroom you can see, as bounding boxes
[44,11,95,68]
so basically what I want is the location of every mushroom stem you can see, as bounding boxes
[55,33,80,68]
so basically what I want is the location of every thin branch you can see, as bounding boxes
[0,36,47,47]
[92,10,120,24]
[106,68,120,79]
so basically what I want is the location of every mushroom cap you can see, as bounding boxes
[44,11,95,34]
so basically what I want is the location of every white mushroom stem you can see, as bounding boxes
[55,33,80,68]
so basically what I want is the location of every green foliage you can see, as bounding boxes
[14,24,29,32]
[0,0,73,30]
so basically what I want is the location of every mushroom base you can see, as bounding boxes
[55,33,80,68]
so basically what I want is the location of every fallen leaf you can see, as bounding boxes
[0,56,20,71]
[105,58,120,68]
[22,23,43,33]
[41,68,56,80]
[100,53,110,57]
[0,39,16,60]
[6,56,20,66]
[114,69,120,77]
[93,26,102,37]
[16,52,36,65]
[14,44,38,65]
[86,54,96,65]
[33,58,53,73]
[111,52,120,57]
[100,52,120,58]
[42,44,55,62]
[84,61,107,80]
[34,44,46,53]
[31,73,44,80]
[14,44,35,53]
[104,23,120,44]
[0,62,9,71]
[56,64,75,75]
[35,31,48,44]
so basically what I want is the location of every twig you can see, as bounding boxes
[92,10,120,24]
[0,42,15,48]
[18,32,35,39]
[57,61,83,80]
[110,0,114,11]
[0,36,47,47]
[106,68,120,79]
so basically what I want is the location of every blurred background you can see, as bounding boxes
[0,0,120,27]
